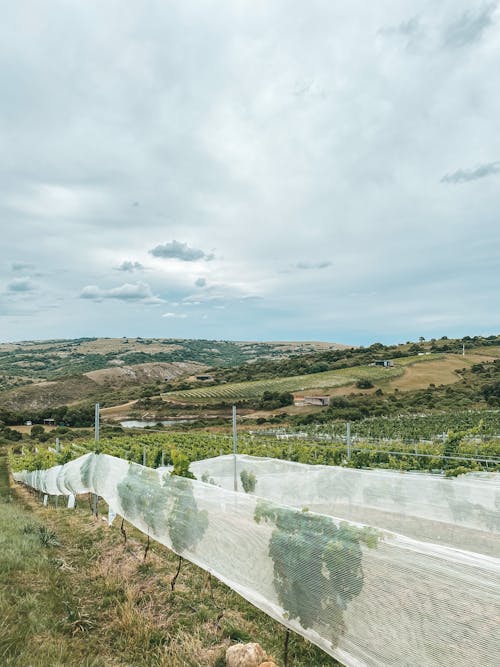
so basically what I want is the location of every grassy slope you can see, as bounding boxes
[0,470,338,667]
[0,338,347,382]
[163,355,445,404]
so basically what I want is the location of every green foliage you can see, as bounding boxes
[164,363,405,404]
[117,464,168,536]
[483,380,500,406]
[79,455,94,487]
[355,378,374,389]
[30,425,45,438]
[240,469,257,493]
[443,431,464,460]
[166,476,208,554]
[171,449,195,479]
[254,500,379,645]
[38,525,60,547]
[10,403,500,479]
[166,450,208,554]
[444,466,479,478]
[115,451,208,553]
[258,391,294,409]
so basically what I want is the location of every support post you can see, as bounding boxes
[143,445,146,467]
[55,436,60,510]
[94,403,100,442]
[93,403,100,517]
[232,405,238,491]
[346,421,351,460]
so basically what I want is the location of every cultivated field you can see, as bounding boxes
[163,356,441,404]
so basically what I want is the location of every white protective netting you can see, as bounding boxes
[14,453,500,667]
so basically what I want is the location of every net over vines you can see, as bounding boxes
[14,454,500,667]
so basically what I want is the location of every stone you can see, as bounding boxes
[226,642,267,667]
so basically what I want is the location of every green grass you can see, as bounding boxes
[163,356,442,404]
[1,473,339,666]
[0,451,10,501]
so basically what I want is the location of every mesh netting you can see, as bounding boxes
[14,454,500,667]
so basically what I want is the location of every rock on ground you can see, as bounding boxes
[226,642,268,667]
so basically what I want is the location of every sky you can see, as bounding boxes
[1,1,499,346]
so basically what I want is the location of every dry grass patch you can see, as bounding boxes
[3,484,339,666]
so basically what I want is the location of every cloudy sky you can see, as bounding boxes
[1,1,499,345]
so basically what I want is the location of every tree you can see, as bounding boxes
[355,378,374,389]
[30,425,45,439]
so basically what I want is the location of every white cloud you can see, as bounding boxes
[80,282,163,303]
[162,312,187,319]
[150,240,214,262]
[115,260,145,272]
[441,161,500,184]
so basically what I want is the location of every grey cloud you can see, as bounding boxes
[441,161,500,184]
[0,2,499,344]
[149,240,214,262]
[12,261,34,271]
[380,16,421,38]
[80,282,162,303]
[7,278,36,293]
[195,278,207,287]
[296,261,332,270]
[115,260,145,272]
[443,3,497,47]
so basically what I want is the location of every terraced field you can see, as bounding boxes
[163,357,442,404]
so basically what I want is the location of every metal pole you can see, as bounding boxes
[161,449,165,467]
[346,421,351,460]
[232,405,238,491]
[93,403,99,517]
[143,445,146,467]
[95,403,100,442]
[55,436,60,508]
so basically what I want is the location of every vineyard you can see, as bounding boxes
[275,409,500,441]
[12,451,500,667]
[163,356,441,404]
[11,422,500,477]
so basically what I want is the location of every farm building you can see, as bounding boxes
[371,359,394,368]
[294,395,330,407]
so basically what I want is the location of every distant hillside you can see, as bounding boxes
[1,334,499,420]
[0,337,348,386]
[0,361,204,413]
[0,337,348,414]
